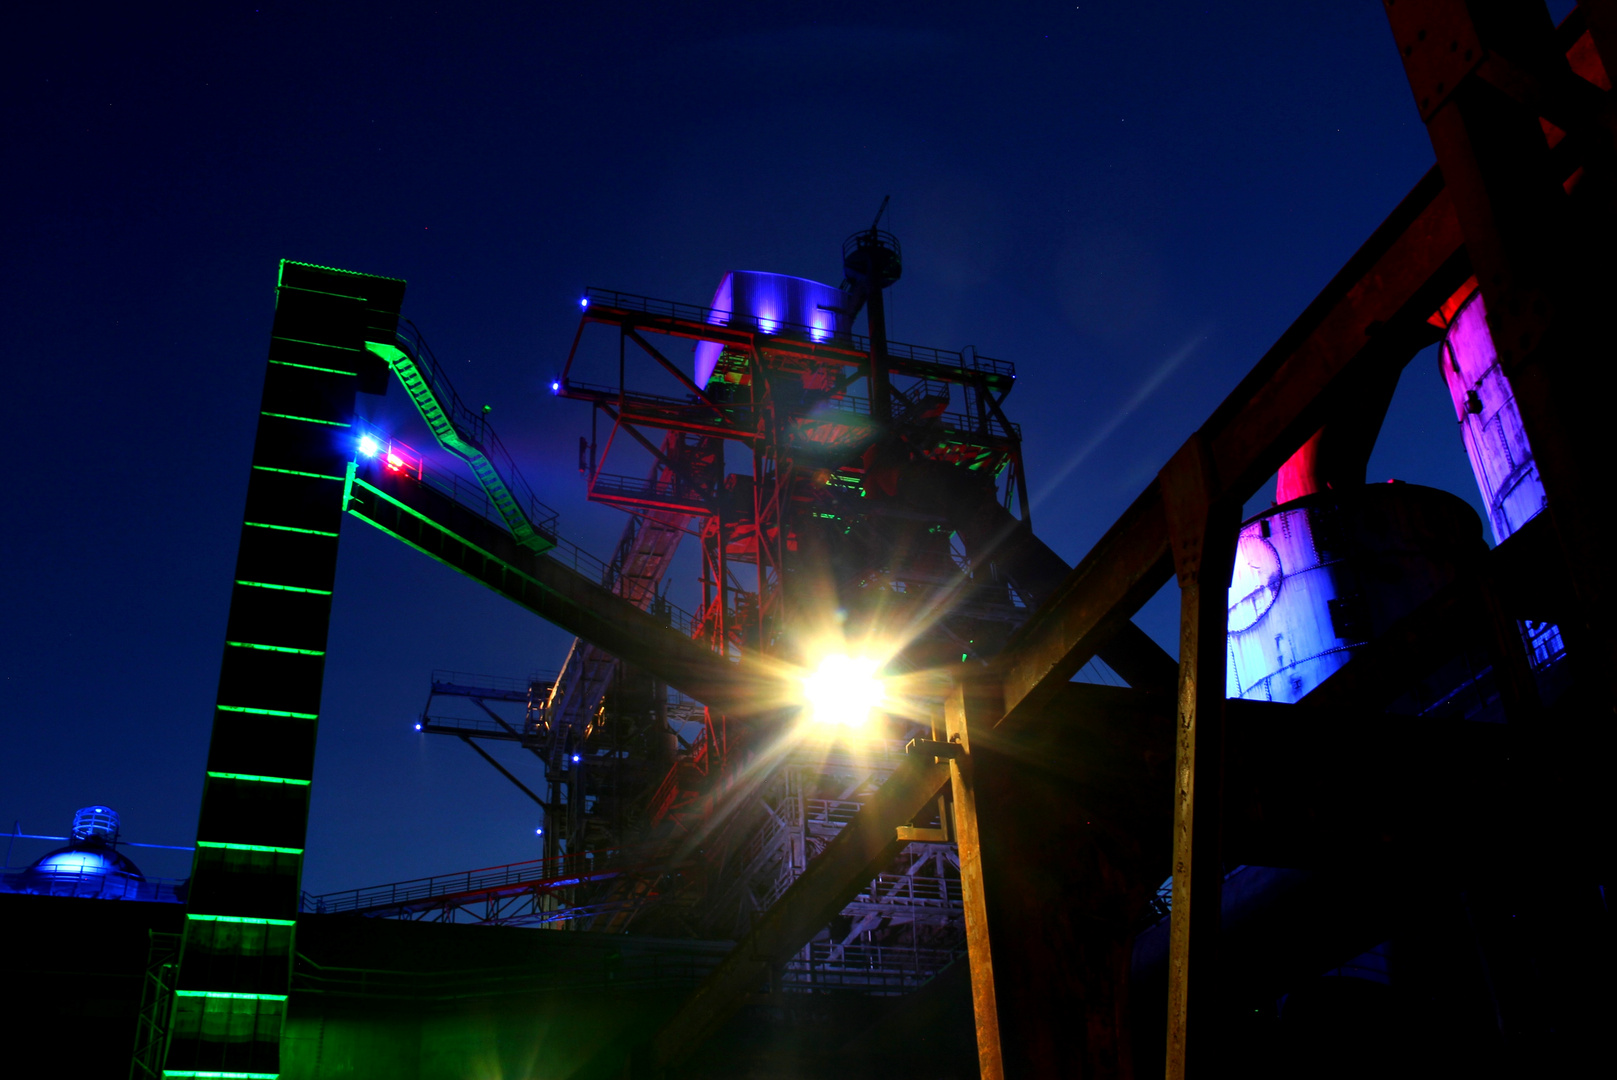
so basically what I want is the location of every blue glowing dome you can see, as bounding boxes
[31,846,144,880]
[20,805,146,895]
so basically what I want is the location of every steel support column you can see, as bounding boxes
[949,678,1175,1080]
[1159,435,1240,1080]
[944,674,1004,1080]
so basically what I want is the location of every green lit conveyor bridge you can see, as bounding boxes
[346,332,768,719]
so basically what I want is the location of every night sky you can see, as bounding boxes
[4,2,1555,894]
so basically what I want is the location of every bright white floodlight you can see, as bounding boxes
[801,654,885,732]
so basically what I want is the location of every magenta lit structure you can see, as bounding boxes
[1438,288,1547,543]
[1437,286,1563,667]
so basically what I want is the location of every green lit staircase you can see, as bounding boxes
[367,331,552,552]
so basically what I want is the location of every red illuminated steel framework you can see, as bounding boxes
[559,284,1025,666]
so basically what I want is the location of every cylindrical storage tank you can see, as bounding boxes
[1226,484,1483,703]
[694,271,849,389]
[1438,288,1545,544]
[1436,287,1564,668]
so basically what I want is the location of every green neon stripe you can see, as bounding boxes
[217,705,319,720]
[195,841,304,855]
[269,359,358,376]
[235,580,333,595]
[279,257,405,283]
[207,771,312,786]
[174,991,289,1001]
[163,1073,280,1079]
[341,459,357,510]
[186,914,296,926]
[271,331,361,350]
[243,521,340,537]
[346,478,545,593]
[225,641,326,656]
[260,411,351,427]
[250,465,345,481]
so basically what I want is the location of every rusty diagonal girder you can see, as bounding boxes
[996,166,1468,733]
[642,160,1475,1072]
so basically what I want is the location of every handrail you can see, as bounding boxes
[541,533,702,639]
[583,287,1015,380]
[589,472,712,510]
[564,377,1016,443]
[430,669,553,694]
[387,322,561,544]
[350,432,713,642]
[302,850,624,915]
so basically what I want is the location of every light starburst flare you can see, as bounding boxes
[800,653,886,734]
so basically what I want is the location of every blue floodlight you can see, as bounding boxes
[579,296,589,310]
[535,827,544,836]
[359,435,381,457]
[413,722,422,731]
[551,380,561,393]
[571,753,581,763]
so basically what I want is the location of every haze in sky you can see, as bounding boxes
[3,2,1496,893]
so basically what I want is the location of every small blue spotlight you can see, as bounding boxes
[551,380,561,393]
[359,434,381,457]
[579,296,589,310]
[571,753,581,763]
[535,826,544,836]
[413,722,422,731]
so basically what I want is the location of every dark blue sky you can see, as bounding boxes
[3,2,1537,892]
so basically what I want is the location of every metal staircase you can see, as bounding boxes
[366,323,553,552]
[539,431,705,744]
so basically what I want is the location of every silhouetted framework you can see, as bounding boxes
[638,4,1617,1078]
[640,4,1617,1079]
[155,4,1616,1076]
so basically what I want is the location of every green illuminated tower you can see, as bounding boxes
[160,262,404,1079]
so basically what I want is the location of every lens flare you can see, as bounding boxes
[801,653,885,732]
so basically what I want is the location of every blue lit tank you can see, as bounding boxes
[17,805,148,899]
[694,271,850,389]
[1226,484,1483,703]
[1436,286,1563,667]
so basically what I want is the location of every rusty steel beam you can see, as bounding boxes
[948,678,1178,1080]
[346,465,774,717]
[1159,436,1241,1080]
[996,168,1470,731]
[645,753,951,1074]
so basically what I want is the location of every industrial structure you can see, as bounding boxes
[0,806,189,903]
[3,3,1614,1078]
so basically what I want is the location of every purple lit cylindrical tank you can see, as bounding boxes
[1226,485,1483,703]
[694,272,849,389]
[1437,288,1563,667]
[1438,289,1546,544]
